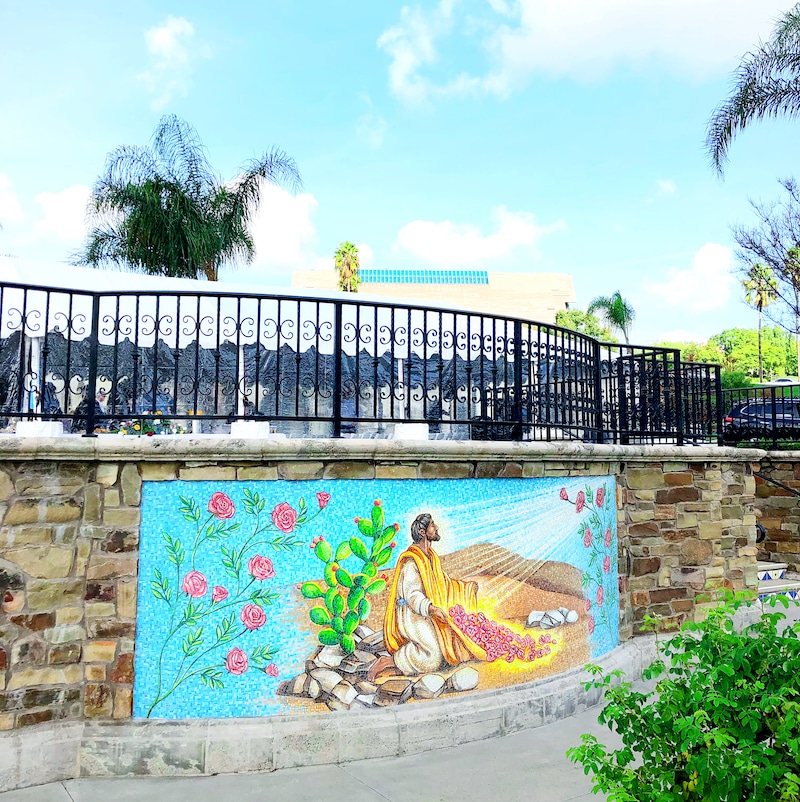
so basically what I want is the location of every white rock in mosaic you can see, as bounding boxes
[447,666,479,692]
[565,610,579,624]
[526,610,545,628]
[330,681,358,706]
[413,673,446,699]
[310,668,341,694]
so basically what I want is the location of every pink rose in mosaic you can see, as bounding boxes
[595,486,605,508]
[240,603,267,630]
[316,491,331,509]
[448,605,556,664]
[559,487,569,501]
[211,585,228,603]
[271,502,298,533]
[603,555,611,574]
[265,663,279,678]
[208,492,235,520]
[583,528,592,548]
[596,585,604,606]
[575,491,586,513]
[181,570,207,598]
[585,598,592,612]
[248,554,275,580]
[587,616,595,635]
[604,528,612,548]
[225,647,248,675]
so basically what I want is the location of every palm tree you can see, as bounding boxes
[706,4,800,173]
[587,291,636,344]
[743,263,779,381]
[77,115,301,280]
[334,242,360,292]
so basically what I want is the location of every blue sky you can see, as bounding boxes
[1,1,798,344]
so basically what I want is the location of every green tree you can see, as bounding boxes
[651,340,723,364]
[743,263,779,381]
[710,326,794,379]
[706,3,800,173]
[77,115,301,280]
[334,242,360,293]
[555,308,615,341]
[587,291,635,344]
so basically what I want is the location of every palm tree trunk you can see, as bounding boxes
[758,307,764,382]
[203,262,217,281]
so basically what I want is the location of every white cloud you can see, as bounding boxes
[0,174,24,225]
[137,16,205,110]
[355,96,388,149]
[32,185,91,243]
[248,182,321,270]
[396,206,565,266]
[646,243,736,312]
[379,0,779,103]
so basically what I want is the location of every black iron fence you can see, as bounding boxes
[0,280,722,443]
[720,384,800,449]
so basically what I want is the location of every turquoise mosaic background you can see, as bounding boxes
[133,476,618,719]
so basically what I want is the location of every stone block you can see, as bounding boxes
[628,510,655,523]
[27,579,83,611]
[117,581,137,619]
[85,664,106,682]
[100,529,138,553]
[632,557,660,576]
[103,488,120,508]
[47,625,85,644]
[120,464,141,506]
[375,464,418,479]
[109,653,133,684]
[3,500,39,526]
[48,644,81,665]
[84,683,113,717]
[95,464,119,487]
[679,538,712,566]
[139,463,178,481]
[419,462,473,479]
[113,687,132,719]
[84,641,117,663]
[625,468,664,489]
[83,484,102,524]
[278,462,324,480]
[85,602,116,618]
[4,546,74,579]
[323,462,375,479]
[43,499,82,524]
[6,665,82,690]
[698,521,724,540]
[178,466,237,481]
[522,463,545,478]
[0,471,13,502]
[236,466,279,480]
[655,487,700,504]
[9,613,54,633]
[55,607,83,627]
[273,718,340,768]
[86,556,136,580]
[664,472,693,486]
[205,720,275,773]
[0,525,51,547]
[102,507,140,528]
[676,513,698,529]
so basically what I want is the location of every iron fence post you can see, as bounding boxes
[333,300,343,438]
[674,350,684,446]
[593,339,604,444]
[617,354,628,445]
[714,366,724,446]
[512,320,523,441]
[83,293,101,437]
[771,385,778,450]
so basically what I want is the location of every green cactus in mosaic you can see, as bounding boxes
[300,499,398,653]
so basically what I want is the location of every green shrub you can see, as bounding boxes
[568,596,800,801]
[720,370,753,389]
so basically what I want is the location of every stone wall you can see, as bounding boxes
[754,457,800,570]
[0,438,763,749]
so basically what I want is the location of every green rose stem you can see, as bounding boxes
[150,544,184,718]
[190,513,215,570]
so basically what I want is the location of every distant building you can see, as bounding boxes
[292,268,575,325]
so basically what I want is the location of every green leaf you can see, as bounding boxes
[349,536,369,561]
[314,540,332,562]
[357,518,375,538]
[341,633,356,653]
[332,593,345,618]
[335,568,354,588]
[363,562,378,578]
[375,548,393,567]
[181,626,203,656]
[348,587,365,610]
[371,503,385,532]
[331,616,344,634]
[216,611,237,644]
[365,578,387,595]
[300,582,324,599]
[309,606,332,625]
[324,587,339,612]
[318,628,340,646]
[324,562,337,587]
[357,598,370,619]
[343,611,360,634]
[250,588,279,606]
[334,541,352,561]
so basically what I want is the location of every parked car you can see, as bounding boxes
[723,398,800,443]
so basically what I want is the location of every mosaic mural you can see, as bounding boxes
[133,477,618,719]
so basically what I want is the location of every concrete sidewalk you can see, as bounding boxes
[0,701,617,802]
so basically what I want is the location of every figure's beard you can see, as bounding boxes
[427,532,440,542]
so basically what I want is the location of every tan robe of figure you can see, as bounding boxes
[384,544,486,675]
